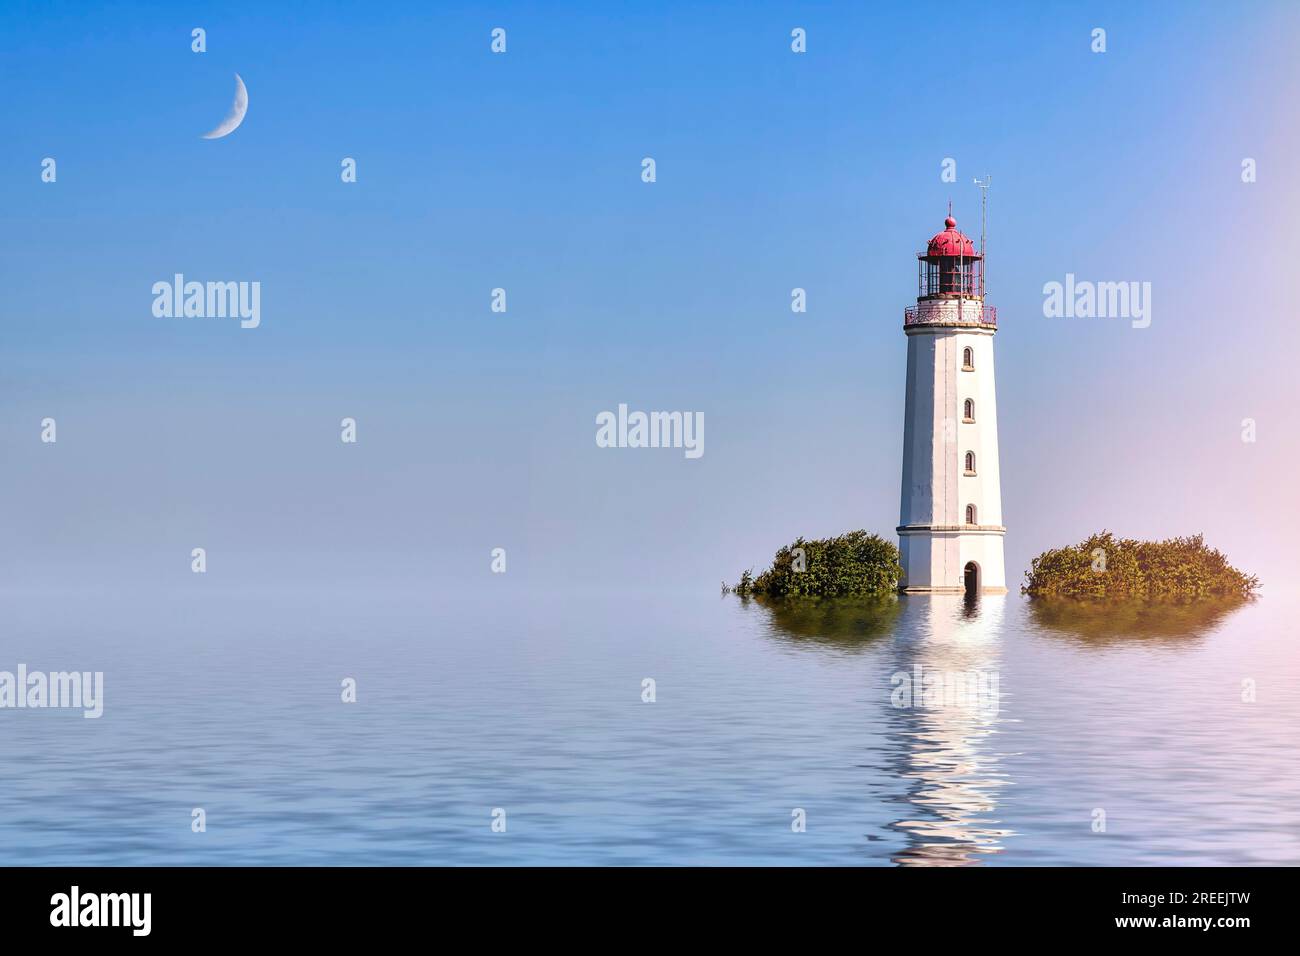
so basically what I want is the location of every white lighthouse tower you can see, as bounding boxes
[898,211,1006,594]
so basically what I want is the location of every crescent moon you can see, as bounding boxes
[201,73,248,140]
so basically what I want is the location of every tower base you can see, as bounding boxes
[898,526,1007,594]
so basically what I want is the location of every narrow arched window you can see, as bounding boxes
[964,398,975,422]
[965,451,976,474]
[962,347,974,370]
[966,504,977,525]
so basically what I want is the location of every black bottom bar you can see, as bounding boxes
[0,866,1285,942]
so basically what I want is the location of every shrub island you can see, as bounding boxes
[1022,532,1258,600]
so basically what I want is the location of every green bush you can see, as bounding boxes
[728,530,903,597]
[1022,531,1259,599]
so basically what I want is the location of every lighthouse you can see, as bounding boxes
[897,212,1006,594]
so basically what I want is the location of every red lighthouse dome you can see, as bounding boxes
[913,211,985,301]
[925,216,979,260]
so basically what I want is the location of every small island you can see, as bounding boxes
[727,530,903,597]
[1022,532,1259,600]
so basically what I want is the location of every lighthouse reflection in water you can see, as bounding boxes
[885,594,1012,866]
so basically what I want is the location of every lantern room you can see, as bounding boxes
[917,215,983,299]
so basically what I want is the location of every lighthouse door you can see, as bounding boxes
[963,562,980,596]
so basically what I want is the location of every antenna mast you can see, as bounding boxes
[973,174,990,294]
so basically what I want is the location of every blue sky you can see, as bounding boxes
[3,1,1299,594]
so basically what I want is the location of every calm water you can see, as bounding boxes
[1,588,1297,865]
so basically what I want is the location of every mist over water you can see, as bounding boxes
[2,588,1294,865]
